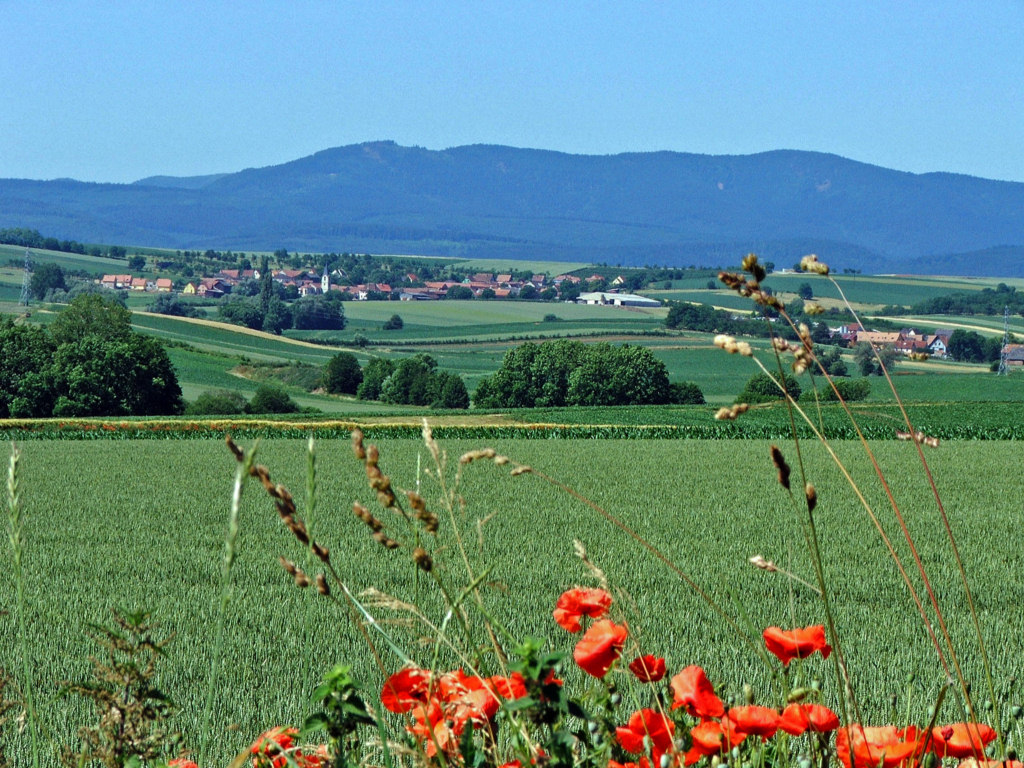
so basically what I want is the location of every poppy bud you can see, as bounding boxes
[610,692,621,706]
[1012,706,1022,720]
[787,687,812,703]
[921,753,938,768]
[743,684,754,704]
[587,720,599,734]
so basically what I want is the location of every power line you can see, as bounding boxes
[997,304,1009,376]
[18,248,32,306]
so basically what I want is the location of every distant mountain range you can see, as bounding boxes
[2,141,1022,275]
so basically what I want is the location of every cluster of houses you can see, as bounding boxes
[395,271,582,301]
[832,324,955,357]
[100,274,175,292]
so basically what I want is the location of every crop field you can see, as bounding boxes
[292,300,667,344]
[3,436,1022,765]
[0,243,127,276]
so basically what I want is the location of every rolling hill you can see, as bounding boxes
[2,142,1022,275]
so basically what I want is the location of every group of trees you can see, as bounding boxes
[0,227,125,259]
[886,283,1024,317]
[321,351,469,409]
[218,291,346,334]
[0,295,183,418]
[186,382,301,415]
[945,329,1005,364]
[472,339,701,408]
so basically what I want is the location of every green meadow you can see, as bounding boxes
[3,437,1022,765]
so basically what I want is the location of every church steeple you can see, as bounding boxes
[321,265,330,293]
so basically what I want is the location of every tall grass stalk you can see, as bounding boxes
[198,439,256,766]
[6,443,40,768]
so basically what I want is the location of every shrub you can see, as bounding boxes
[736,371,802,404]
[185,390,248,415]
[818,377,871,402]
[669,381,705,404]
[247,382,299,414]
[382,314,404,331]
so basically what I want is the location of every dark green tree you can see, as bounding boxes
[356,358,396,400]
[322,352,363,395]
[292,295,346,330]
[446,285,473,300]
[669,381,705,404]
[219,297,264,330]
[946,329,986,363]
[49,293,132,346]
[261,297,292,335]
[29,262,66,299]
[51,333,183,417]
[0,320,57,417]
[798,282,814,300]
[432,371,470,409]
[382,314,404,331]
[379,355,438,406]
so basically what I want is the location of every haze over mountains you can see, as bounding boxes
[2,141,1022,275]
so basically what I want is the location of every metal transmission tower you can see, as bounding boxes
[18,248,33,306]
[997,305,1010,376]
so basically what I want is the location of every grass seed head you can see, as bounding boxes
[770,445,791,490]
[294,569,310,588]
[351,429,366,460]
[412,546,433,573]
[312,542,330,563]
[279,557,298,576]
[373,531,400,550]
[799,254,830,275]
[742,253,767,283]
[749,555,778,572]
[315,573,330,596]
[805,483,818,513]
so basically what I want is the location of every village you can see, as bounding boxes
[97,266,663,305]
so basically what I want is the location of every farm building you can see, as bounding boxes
[576,292,661,308]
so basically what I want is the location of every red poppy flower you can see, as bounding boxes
[573,619,628,678]
[670,665,725,718]
[169,760,199,768]
[554,587,613,632]
[408,701,458,758]
[931,723,998,759]
[609,761,651,768]
[629,655,667,683]
[728,706,780,740]
[489,672,528,700]
[616,709,676,766]
[381,666,433,713]
[837,725,922,768]
[684,717,747,766]
[778,703,840,735]
[763,625,832,666]
[250,726,298,768]
[956,760,1023,768]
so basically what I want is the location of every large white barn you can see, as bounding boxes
[576,292,661,308]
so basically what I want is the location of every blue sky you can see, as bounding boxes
[2,1,1022,183]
